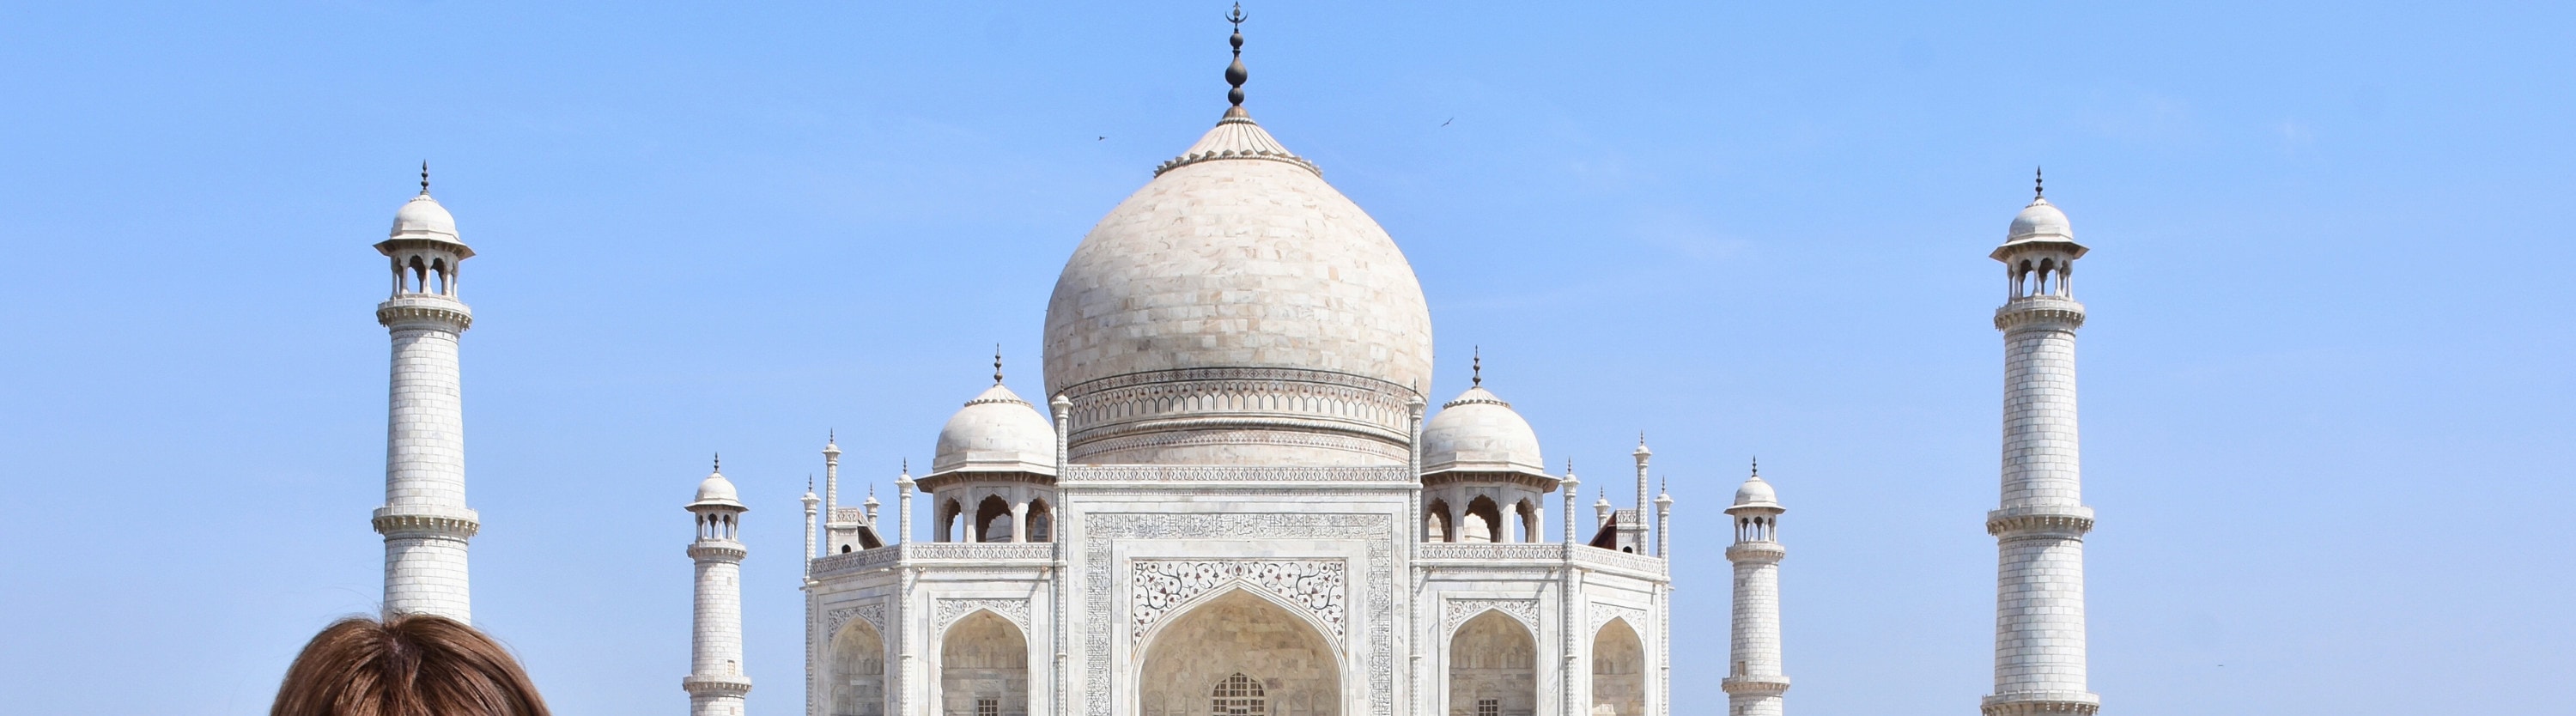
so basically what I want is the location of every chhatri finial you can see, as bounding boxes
[419,161,431,196]
[2034,166,2044,199]
[993,344,1005,385]
[712,452,720,473]
[1471,346,1482,387]
[1224,3,1249,107]
[1751,456,1759,478]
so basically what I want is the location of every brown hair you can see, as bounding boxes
[270,613,550,716]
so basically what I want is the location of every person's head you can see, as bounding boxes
[271,613,550,716]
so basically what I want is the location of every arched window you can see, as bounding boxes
[1211,673,1264,716]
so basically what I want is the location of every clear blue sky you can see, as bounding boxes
[2,2,2567,714]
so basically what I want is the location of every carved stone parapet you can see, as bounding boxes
[1418,543,1565,561]
[1980,693,2100,716]
[688,542,748,561]
[370,507,481,538]
[1719,675,1790,695]
[914,470,1057,494]
[376,295,474,331]
[1725,541,1786,563]
[1994,297,2086,331]
[1986,506,2096,537]
[1569,545,1668,577]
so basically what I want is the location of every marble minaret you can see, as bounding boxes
[372,166,479,622]
[1723,465,1789,716]
[687,462,753,716]
[1983,173,2100,716]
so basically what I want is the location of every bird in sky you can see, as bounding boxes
[1440,118,1452,127]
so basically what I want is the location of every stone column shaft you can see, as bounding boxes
[1984,295,2099,716]
[374,296,477,622]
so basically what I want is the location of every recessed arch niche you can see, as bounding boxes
[1448,610,1535,716]
[941,610,1029,716]
[1589,618,1644,716]
[1139,589,1341,716]
[830,619,886,716]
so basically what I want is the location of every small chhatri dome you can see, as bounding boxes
[1420,380,1546,476]
[2005,169,2075,243]
[391,162,461,241]
[1730,460,1781,512]
[931,382,1059,476]
[694,464,744,508]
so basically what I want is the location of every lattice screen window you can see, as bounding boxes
[1476,699,1498,716]
[977,698,998,716]
[1212,673,1266,716]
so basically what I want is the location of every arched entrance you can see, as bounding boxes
[942,611,1029,716]
[1448,610,1535,716]
[1139,590,1340,716]
[830,619,886,716]
[1589,618,1643,716]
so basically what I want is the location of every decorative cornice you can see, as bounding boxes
[1063,464,1411,484]
[1588,602,1648,634]
[914,470,1057,494]
[1419,470,1560,491]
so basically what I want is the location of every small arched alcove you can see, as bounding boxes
[1449,610,1535,716]
[940,610,1029,716]
[829,618,886,716]
[1589,618,1644,716]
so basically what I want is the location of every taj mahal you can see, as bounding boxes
[352,12,2104,716]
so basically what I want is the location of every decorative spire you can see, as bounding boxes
[712,452,720,473]
[1225,3,1249,107]
[2034,166,2044,199]
[994,344,1005,385]
[1471,346,1482,387]
[419,161,430,196]
[1752,456,1759,478]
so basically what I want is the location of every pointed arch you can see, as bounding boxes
[935,499,963,543]
[1425,500,1455,543]
[941,610,1029,716]
[1138,589,1340,716]
[1462,496,1504,543]
[1589,618,1645,716]
[830,617,887,716]
[1026,498,1054,543]
[975,495,1014,543]
[1449,610,1535,716]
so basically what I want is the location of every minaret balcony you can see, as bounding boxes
[1724,541,1785,562]
[1979,691,2100,716]
[1719,674,1790,696]
[376,294,474,330]
[687,542,748,561]
[1994,296,2086,331]
[1984,505,2094,537]
[680,674,752,695]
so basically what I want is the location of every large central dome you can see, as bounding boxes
[1042,107,1433,465]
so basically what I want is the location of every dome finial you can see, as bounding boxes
[2034,166,2044,199]
[1224,3,1249,107]
[712,452,720,473]
[1471,346,1482,387]
[1751,456,1759,478]
[419,161,430,196]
